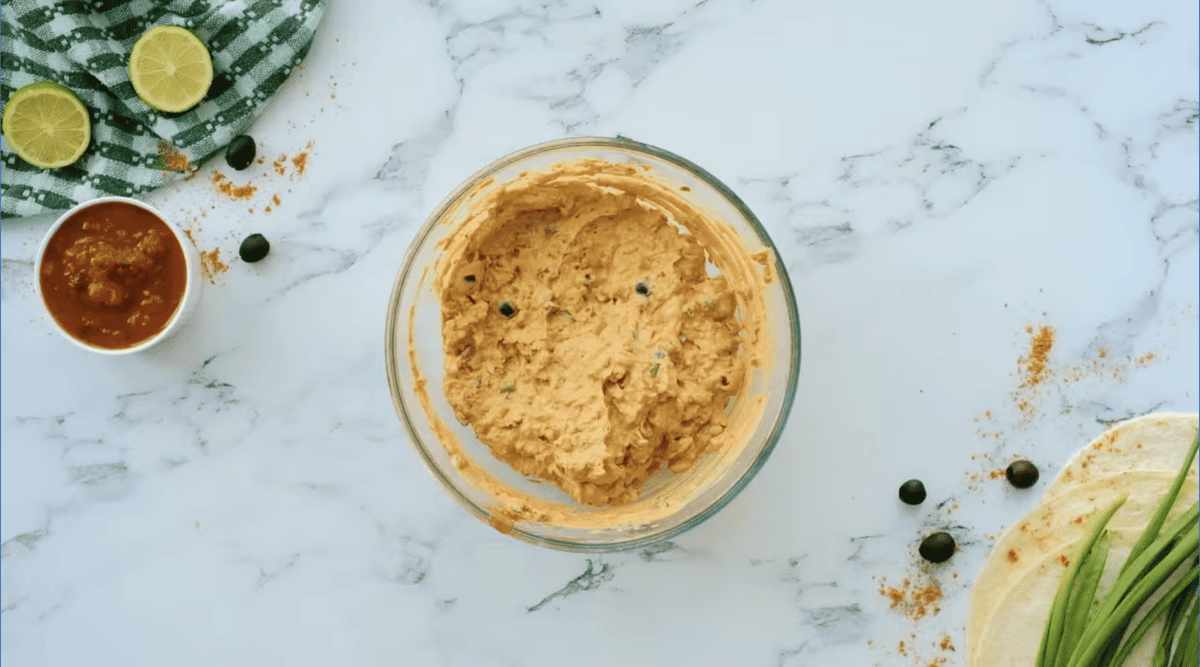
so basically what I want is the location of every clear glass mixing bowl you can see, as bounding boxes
[384,137,800,552]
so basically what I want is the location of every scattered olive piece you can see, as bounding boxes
[919,531,956,563]
[225,134,256,171]
[1006,460,1040,489]
[498,301,516,318]
[239,233,270,263]
[635,282,650,296]
[899,479,927,505]
[463,274,476,284]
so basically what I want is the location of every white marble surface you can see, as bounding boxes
[2,0,1198,664]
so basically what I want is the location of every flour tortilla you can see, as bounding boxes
[967,412,1200,667]
[966,472,1197,663]
[1044,412,1199,501]
[972,529,1183,667]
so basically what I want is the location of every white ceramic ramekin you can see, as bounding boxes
[33,196,202,355]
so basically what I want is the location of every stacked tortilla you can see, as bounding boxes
[967,413,1200,666]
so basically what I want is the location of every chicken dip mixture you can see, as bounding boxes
[434,159,774,508]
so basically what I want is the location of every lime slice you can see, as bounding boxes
[129,25,213,113]
[1,81,92,169]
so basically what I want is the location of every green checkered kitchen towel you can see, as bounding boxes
[1,0,326,218]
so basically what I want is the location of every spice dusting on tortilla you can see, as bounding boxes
[1058,553,1070,567]
[1006,548,1019,564]
[1020,325,1055,387]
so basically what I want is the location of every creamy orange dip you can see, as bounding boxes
[432,158,774,512]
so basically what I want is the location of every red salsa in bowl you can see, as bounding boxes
[38,201,189,350]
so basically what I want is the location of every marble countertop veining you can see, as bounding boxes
[2,0,1197,665]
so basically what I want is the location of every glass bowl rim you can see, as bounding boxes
[384,135,802,552]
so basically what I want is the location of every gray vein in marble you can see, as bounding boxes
[261,244,362,304]
[376,528,436,586]
[977,0,1063,87]
[526,558,614,613]
[847,534,883,562]
[619,23,683,86]
[778,555,805,583]
[740,107,1025,271]
[774,645,806,667]
[1082,21,1160,46]
[1083,287,1162,360]
[440,2,601,79]
[436,2,700,135]
[255,553,301,592]
[1150,200,1199,259]
[296,481,346,498]
[376,112,457,186]
[636,539,690,562]
[0,525,49,559]
[1093,401,1168,426]
[807,603,867,642]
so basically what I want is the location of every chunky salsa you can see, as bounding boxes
[39,202,187,349]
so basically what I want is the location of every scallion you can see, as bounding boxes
[1054,532,1113,666]
[1105,565,1198,666]
[1066,522,1200,667]
[1037,493,1130,667]
[1123,433,1200,576]
[1168,595,1199,667]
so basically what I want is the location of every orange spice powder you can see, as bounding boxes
[878,577,944,621]
[291,152,308,175]
[156,141,193,173]
[200,248,229,281]
[1020,325,1056,387]
[212,172,256,200]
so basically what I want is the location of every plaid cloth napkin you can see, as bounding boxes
[1,0,326,218]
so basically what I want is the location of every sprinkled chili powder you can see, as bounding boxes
[211,172,256,200]
[1020,325,1055,387]
[156,141,193,173]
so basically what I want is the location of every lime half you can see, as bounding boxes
[2,81,92,169]
[129,25,213,113]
